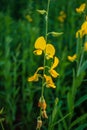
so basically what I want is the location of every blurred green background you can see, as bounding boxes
[0,0,87,130]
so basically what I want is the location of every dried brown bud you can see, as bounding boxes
[36,119,42,129]
[41,110,48,119]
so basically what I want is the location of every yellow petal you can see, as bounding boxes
[47,83,56,88]
[28,73,39,82]
[33,49,42,55]
[34,36,46,50]
[44,74,56,88]
[45,44,55,59]
[51,56,59,69]
[36,67,44,73]
[49,69,59,78]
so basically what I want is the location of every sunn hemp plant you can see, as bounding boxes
[27,0,62,129]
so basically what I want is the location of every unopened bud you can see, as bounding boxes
[38,97,47,110]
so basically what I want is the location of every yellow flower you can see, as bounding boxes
[49,69,59,78]
[51,56,59,69]
[33,37,56,59]
[76,29,83,38]
[49,56,59,78]
[81,21,87,36]
[34,36,46,55]
[28,73,40,82]
[44,74,56,88]
[76,3,86,13]
[68,54,77,62]
[58,11,66,23]
[45,44,55,59]
[84,42,87,51]
[28,67,44,82]
[25,15,33,22]
[58,16,65,23]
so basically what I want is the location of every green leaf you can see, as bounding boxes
[75,94,87,107]
[0,118,5,122]
[76,35,82,61]
[50,112,71,128]
[77,60,87,76]
[67,91,73,113]
[49,98,59,124]
[69,113,87,129]
[0,108,4,115]
[75,123,87,130]
[48,98,59,130]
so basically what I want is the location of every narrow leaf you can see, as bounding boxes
[75,94,87,107]
[77,60,87,76]
[69,113,87,129]
[75,123,87,130]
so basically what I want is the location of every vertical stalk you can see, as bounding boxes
[45,0,50,41]
[38,1,51,127]
[41,0,51,98]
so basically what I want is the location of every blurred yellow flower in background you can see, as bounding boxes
[58,11,66,23]
[84,42,87,51]
[25,15,33,22]
[68,54,77,62]
[76,3,86,13]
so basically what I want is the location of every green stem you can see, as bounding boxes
[41,0,50,98]
[77,50,84,77]
[39,0,51,122]
[45,0,50,41]
[0,122,5,130]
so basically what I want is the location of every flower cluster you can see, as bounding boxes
[28,36,59,88]
[28,36,59,129]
